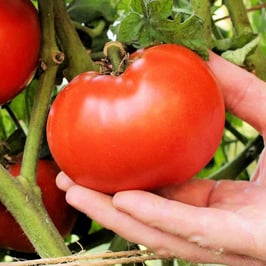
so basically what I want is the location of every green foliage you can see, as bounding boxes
[111,0,209,58]
[248,0,266,54]
[222,35,260,65]
[0,79,38,142]
[66,0,119,51]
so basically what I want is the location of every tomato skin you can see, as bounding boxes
[0,0,41,105]
[47,44,225,194]
[0,160,77,253]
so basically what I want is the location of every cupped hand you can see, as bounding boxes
[56,53,266,266]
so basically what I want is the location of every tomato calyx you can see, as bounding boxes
[97,41,129,76]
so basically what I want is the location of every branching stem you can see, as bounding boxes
[0,0,72,257]
[54,0,99,80]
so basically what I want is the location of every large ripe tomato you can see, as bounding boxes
[0,160,77,252]
[47,44,225,194]
[0,0,41,105]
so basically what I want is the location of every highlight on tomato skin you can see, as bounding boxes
[47,44,225,194]
[0,0,41,105]
[0,160,78,253]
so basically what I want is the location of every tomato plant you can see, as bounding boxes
[47,44,225,194]
[0,160,77,253]
[0,0,41,105]
[0,0,265,263]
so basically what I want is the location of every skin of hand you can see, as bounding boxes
[56,52,266,266]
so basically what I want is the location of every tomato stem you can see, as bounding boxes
[103,41,127,75]
[0,165,71,257]
[191,0,212,49]
[223,0,252,35]
[73,20,106,39]
[20,0,60,183]
[7,0,72,257]
[224,0,266,80]
[209,135,263,180]
[54,0,99,80]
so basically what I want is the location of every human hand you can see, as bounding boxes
[56,53,266,266]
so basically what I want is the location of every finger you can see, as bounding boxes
[251,148,266,186]
[65,185,183,253]
[207,52,266,136]
[157,179,216,207]
[65,186,261,266]
[56,171,76,191]
[113,190,261,260]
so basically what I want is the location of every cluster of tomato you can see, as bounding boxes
[1,0,225,253]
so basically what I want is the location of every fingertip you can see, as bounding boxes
[113,190,140,206]
[112,191,124,208]
[66,185,112,210]
[65,185,82,206]
[56,171,76,191]
[113,190,159,214]
[157,179,216,207]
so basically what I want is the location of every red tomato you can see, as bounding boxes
[47,44,225,194]
[0,0,41,105]
[0,160,77,252]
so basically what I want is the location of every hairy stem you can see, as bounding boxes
[191,0,212,48]
[104,41,127,75]
[0,166,70,257]
[20,0,61,181]
[223,0,252,35]
[54,0,98,80]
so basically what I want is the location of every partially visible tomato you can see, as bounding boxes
[47,44,225,194]
[0,160,77,252]
[0,0,41,105]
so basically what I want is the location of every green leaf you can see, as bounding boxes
[153,14,208,58]
[118,13,144,46]
[214,32,258,51]
[9,79,39,126]
[0,109,12,140]
[148,0,173,19]
[222,35,260,66]
[113,0,208,58]
[130,0,144,14]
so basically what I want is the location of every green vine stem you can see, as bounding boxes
[191,0,212,49]
[223,0,252,35]
[54,0,99,80]
[0,0,72,258]
[103,41,127,75]
[223,0,266,80]
[20,0,62,182]
[0,167,71,257]
[72,20,106,39]
[209,135,264,180]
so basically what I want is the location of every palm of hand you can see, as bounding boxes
[107,153,266,266]
[146,148,266,265]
